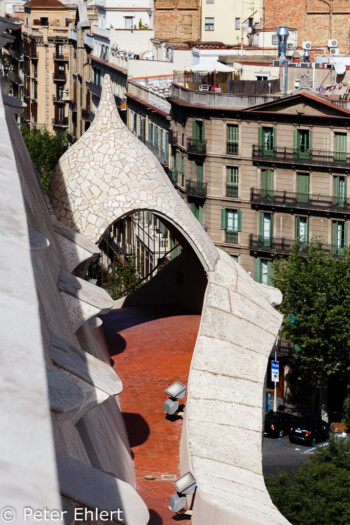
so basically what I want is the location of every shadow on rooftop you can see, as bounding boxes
[122,412,150,448]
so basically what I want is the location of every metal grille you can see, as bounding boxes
[88,211,182,299]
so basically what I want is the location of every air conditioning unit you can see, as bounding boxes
[287,43,295,50]
[326,64,333,68]
[315,63,322,68]
[288,62,297,67]
[302,41,312,50]
[273,60,281,66]
[330,47,340,55]
[328,39,338,48]
[301,62,310,67]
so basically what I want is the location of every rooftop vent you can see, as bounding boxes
[276,26,289,60]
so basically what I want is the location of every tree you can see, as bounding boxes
[21,125,68,189]
[273,239,350,420]
[265,438,350,525]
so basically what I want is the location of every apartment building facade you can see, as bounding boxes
[153,0,200,41]
[169,86,350,285]
[22,0,75,131]
[67,3,97,141]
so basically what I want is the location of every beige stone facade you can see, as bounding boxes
[170,87,350,285]
[22,0,75,131]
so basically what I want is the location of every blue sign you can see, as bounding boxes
[271,360,279,382]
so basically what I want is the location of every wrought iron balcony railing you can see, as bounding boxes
[52,117,68,127]
[185,179,207,197]
[187,138,207,155]
[226,185,238,198]
[249,234,294,254]
[225,230,238,244]
[252,145,349,168]
[251,187,350,214]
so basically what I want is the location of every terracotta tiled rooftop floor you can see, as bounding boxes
[102,305,201,525]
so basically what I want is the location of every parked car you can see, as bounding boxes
[264,412,295,438]
[289,418,329,446]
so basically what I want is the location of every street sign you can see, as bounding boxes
[271,360,279,382]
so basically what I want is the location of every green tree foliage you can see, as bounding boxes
[273,240,350,414]
[21,125,68,189]
[265,438,350,525]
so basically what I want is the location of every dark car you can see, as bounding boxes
[289,418,329,446]
[264,412,295,438]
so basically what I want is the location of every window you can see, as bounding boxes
[205,17,214,31]
[231,255,238,263]
[255,259,273,286]
[172,153,177,183]
[192,120,205,142]
[334,176,347,208]
[133,114,137,135]
[226,167,238,197]
[148,122,153,144]
[332,221,348,254]
[259,212,273,247]
[248,17,254,28]
[255,74,268,81]
[297,173,309,204]
[154,126,159,147]
[258,127,276,157]
[179,155,184,174]
[160,129,163,150]
[295,216,308,245]
[334,132,347,163]
[191,202,203,225]
[221,208,241,244]
[125,16,133,29]
[139,117,146,142]
[40,17,48,26]
[235,18,240,30]
[261,169,274,201]
[294,129,312,159]
[227,124,238,154]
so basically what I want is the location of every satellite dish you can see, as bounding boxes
[335,61,346,75]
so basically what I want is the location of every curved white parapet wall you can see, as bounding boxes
[49,75,218,273]
[181,249,290,525]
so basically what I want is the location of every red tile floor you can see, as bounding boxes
[102,305,201,525]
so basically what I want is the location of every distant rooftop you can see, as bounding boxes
[25,0,66,8]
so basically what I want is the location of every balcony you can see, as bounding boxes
[8,71,23,85]
[225,230,238,244]
[187,138,207,155]
[82,108,90,120]
[69,101,77,111]
[84,34,93,48]
[226,185,238,198]
[52,117,68,128]
[251,187,350,215]
[89,82,102,98]
[185,179,207,197]
[53,96,65,104]
[7,48,23,61]
[23,87,30,98]
[69,29,77,41]
[249,234,294,255]
[53,71,66,82]
[252,145,350,169]
[227,142,238,155]
[169,131,177,145]
[54,53,69,61]
[93,24,110,39]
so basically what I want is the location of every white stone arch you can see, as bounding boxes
[49,75,218,274]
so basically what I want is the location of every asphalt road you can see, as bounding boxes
[262,435,327,477]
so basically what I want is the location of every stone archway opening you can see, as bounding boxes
[87,209,208,314]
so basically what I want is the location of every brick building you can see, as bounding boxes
[153,0,200,42]
[264,0,350,53]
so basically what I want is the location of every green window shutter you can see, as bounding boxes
[192,120,200,140]
[262,169,274,197]
[345,222,348,247]
[270,213,274,238]
[259,212,264,236]
[254,258,261,283]
[258,127,263,148]
[165,132,169,153]
[296,216,300,239]
[332,220,338,247]
[309,130,312,151]
[334,176,339,199]
[221,208,227,229]
[237,210,242,232]
[231,255,238,263]
[227,167,238,185]
[297,173,309,203]
[273,127,277,149]
[149,122,153,144]
[191,202,197,219]
[197,163,203,182]
[334,132,347,162]
[198,204,203,226]
[267,261,274,286]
